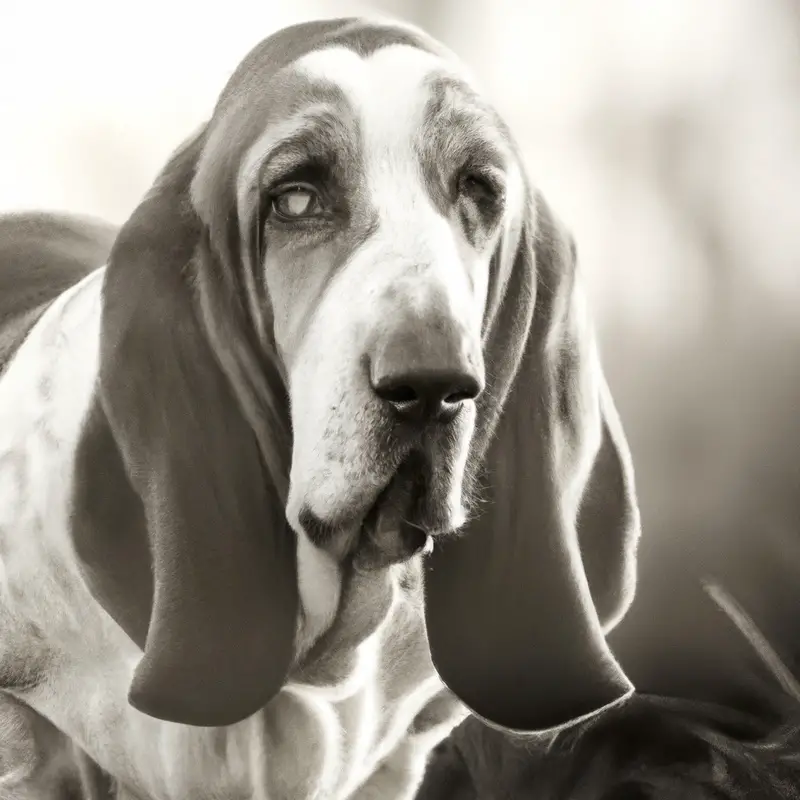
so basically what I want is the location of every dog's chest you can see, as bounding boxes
[272,578,446,799]
[91,582,445,800]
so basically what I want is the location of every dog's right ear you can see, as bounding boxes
[424,190,640,734]
[72,130,299,727]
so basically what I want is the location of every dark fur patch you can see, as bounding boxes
[0,618,50,693]
[420,77,507,205]
[292,563,395,690]
[298,505,341,545]
[418,695,800,799]
[0,212,116,376]
[0,694,99,797]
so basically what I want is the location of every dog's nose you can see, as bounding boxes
[372,368,481,423]
[370,323,483,424]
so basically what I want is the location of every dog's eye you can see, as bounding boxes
[458,170,501,205]
[270,184,323,220]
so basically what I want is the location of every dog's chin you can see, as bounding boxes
[351,461,433,572]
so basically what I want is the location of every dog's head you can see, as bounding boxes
[75,18,641,731]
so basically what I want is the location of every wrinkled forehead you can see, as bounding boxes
[194,19,517,210]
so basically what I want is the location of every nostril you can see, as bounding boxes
[444,374,482,405]
[444,386,479,405]
[375,383,419,406]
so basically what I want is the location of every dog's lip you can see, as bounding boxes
[300,483,404,559]
[350,453,444,571]
[352,513,430,573]
[303,450,456,564]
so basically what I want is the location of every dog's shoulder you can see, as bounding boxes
[0,212,116,376]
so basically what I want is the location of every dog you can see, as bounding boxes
[0,17,640,799]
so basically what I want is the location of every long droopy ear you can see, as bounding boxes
[424,190,641,733]
[72,131,298,727]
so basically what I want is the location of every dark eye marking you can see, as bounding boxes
[430,157,506,250]
[456,167,504,208]
[454,164,506,243]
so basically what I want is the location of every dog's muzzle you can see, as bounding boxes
[346,306,483,569]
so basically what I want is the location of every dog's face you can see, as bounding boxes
[199,39,518,566]
[88,17,641,731]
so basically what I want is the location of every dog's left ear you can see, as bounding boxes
[424,190,641,733]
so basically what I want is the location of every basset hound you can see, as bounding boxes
[0,17,641,800]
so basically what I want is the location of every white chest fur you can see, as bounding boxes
[0,270,463,799]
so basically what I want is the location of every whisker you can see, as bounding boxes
[400,517,428,533]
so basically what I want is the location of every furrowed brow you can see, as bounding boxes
[239,106,349,191]
[423,77,512,169]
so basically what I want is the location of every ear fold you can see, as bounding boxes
[423,191,640,733]
[72,132,298,727]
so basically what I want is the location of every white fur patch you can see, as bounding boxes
[297,45,489,328]
[294,528,342,657]
[283,45,497,544]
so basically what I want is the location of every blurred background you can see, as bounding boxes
[3,0,800,699]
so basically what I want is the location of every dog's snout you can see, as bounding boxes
[369,319,483,424]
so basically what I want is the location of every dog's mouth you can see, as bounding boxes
[302,438,465,569]
[351,451,436,572]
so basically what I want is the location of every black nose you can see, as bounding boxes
[372,367,482,423]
